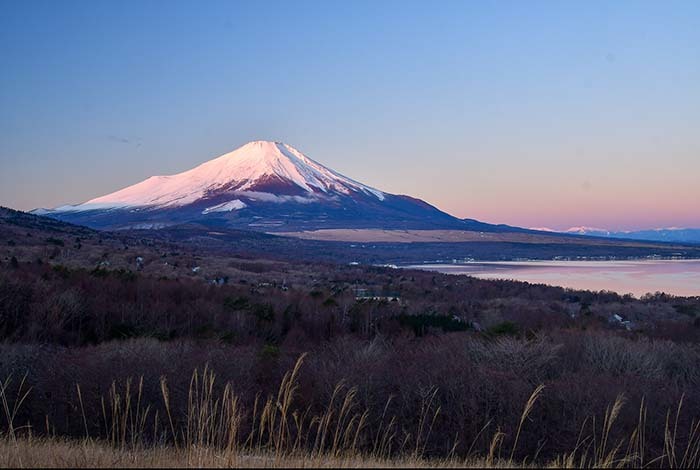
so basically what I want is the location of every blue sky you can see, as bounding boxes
[1,0,698,230]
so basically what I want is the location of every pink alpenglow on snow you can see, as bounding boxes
[57,141,385,212]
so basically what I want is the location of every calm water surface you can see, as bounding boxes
[408,260,700,297]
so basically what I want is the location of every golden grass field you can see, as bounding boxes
[0,438,515,468]
[2,355,700,468]
[275,229,677,247]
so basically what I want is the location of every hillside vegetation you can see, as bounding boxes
[2,208,700,467]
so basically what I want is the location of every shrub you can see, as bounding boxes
[487,321,519,337]
[45,237,64,246]
[396,313,469,336]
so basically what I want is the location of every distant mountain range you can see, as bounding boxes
[36,141,524,233]
[531,226,700,245]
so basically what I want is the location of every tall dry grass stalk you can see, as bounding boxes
[509,383,544,462]
[98,376,152,449]
[0,373,31,441]
[4,354,700,468]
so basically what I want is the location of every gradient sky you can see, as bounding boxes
[1,0,698,231]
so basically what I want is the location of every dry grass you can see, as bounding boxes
[2,355,700,468]
[0,437,512,468]
[275,229,675,248]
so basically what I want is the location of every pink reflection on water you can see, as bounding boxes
[412,260,700,297]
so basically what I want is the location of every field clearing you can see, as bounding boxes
[276,229,679,248]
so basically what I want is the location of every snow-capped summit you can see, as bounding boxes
[61,141,384,212]
[565,226,611,236]
[44,140,469,231]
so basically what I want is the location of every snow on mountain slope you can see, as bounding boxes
[59,141,385,212]
[565,226,611,236]
[201,199,247,214]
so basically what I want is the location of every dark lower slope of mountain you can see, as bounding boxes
[47,192,481,232]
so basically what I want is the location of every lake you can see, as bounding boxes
[407,259,700,297]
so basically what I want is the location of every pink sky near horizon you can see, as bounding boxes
[438,180,700,231]
[2,136,698,232]
[1,1,698,232]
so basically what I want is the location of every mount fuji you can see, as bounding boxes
[40,141,502,232]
